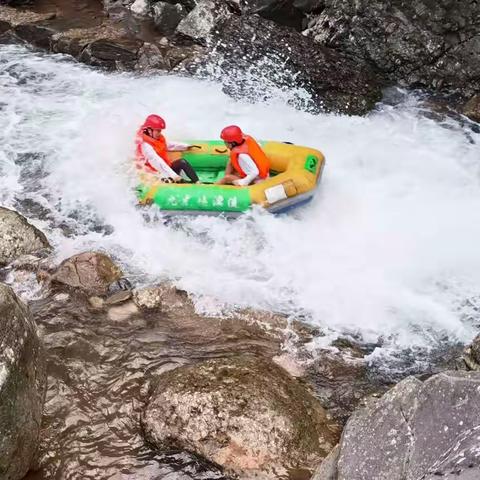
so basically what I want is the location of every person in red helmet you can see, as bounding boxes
[135,114,199,183]
[217,125,270,186]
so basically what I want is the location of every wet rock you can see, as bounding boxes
[334,371,480,480]
[107,300,139,321]
[0,5,53,26]
[105,289,132,305]
[0,207,51,266]
[152,1,186,34]
[304,0,480,99]
[176,0,232,43]
[8,253,45,271]
[143,355,339,479]
[133,285,164,310]
[463,333,480,371]
[79,38,141,70]
[135,41,167,70]
[13,23,55,49]
[244,0,305,30]
[0,283,46,479]
[0,19,10,34]
[293,0,324,14]
[88,296,105,309]
[48,252,123,295]
[305,351,388,424]
[463,95,480,123]
[188,13,382,115]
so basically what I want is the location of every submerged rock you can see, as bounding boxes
[143,355,339,479]
[47,251,123,295]
[0,207,51,266]
[333,371,480,480]
[0,283,46,479]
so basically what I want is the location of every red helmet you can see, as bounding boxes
[143,114,166,130]
[221,125,243,144]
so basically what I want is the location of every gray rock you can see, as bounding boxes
[152,1,186,34]
[47,251,123,295]
[303,0,480,99]
[0,207,51,266]
[463,95,480,123]
[135,41,167,70]
[336,371,480,480]
[176,0,232,43]
[0,283,46,479]
[130,0,149,15]
[143,355,339,479]
[463,334,480,371]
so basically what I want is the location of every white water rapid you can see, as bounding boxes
[1,44,480,368]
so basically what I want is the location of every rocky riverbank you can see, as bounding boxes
[1,204,479,479]
[1,0,479,119]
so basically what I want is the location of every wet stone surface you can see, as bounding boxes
[24,291,287,479]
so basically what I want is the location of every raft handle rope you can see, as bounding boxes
[214,148,228,153]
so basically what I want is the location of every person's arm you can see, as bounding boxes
[142,142,181,180]
[167,140,190,152]
[225,160,234,176]
[233,153,259,186]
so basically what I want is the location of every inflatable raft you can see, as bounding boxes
[136,140,325,216]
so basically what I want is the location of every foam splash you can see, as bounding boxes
[1,44,480,361]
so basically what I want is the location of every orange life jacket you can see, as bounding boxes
[230,135,270,179]
[135,128,170,172]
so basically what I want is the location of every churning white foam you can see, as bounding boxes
[1,44,480,356]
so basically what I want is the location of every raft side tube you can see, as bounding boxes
[136,140,325,214]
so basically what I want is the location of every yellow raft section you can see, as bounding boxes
[137,140,325,214]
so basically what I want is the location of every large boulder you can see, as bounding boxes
[45,252,123,295]
[333,371,480,480]
[0,283,46,479]
[143,355,339,479]
[304,0,480,99]
[0,207,51,266]
[185,13,382,115]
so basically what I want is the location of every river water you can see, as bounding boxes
[1,43,480,478]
